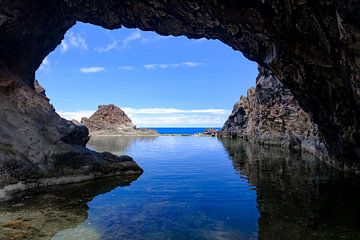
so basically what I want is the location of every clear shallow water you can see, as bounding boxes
[1,136,360,240]
[149,128,221,135]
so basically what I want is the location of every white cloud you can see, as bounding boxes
[58,110,94,122]
[143,62,203,70]
[122,31,141,47]
[188,38,208,44]
[143,64,157,70]
[95,30,170,53]
[122,108,227,115]
[58,107,230,127]
[183,61,203,67]
[60,40,69,53]
[94,40,118,53]
[80,67,105,73]
[38,57,50,72]
[95,31,142,52]
[118,66,135,71]
[60,31,88,54]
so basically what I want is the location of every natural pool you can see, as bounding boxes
[0,136,359,240]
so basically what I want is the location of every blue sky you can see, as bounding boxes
[36,22,258,127]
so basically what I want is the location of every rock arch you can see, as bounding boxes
[0,0,359,188]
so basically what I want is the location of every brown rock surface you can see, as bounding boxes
[222,67,328,159]
[0,0,359,172]
[81,104,158,136]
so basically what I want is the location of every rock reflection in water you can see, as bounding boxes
[0,176,139,240]
[220,138,360,240]
[88,136,158,156]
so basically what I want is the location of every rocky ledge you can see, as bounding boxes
[221,67,328,160]
[0,79,143,202]
[81,104,158,136]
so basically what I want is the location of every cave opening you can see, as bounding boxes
[35,22,258,129]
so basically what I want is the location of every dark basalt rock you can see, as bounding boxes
[0,1,359,172]
[222,67,328,159]
[0,78,142,201]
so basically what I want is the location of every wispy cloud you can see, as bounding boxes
[38,57,50,72]
[95,30,169,53]
[95,31,142,52]
[188,38,208,44]
[122,108,227,115]
[122,31,141,47]
[143,62,203,70]
[58,107,230,127]
[118,65,135,71]
[60,31,88,54]
[80,67,105,73]
[58,110,94,121]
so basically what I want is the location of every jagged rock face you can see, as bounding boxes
[0,79,142,201]
[0,1,359,170]
[81,104,157,136]
[222,68,328,159]
[82,104,135,132]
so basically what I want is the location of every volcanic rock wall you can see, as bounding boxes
[222,67,328,160]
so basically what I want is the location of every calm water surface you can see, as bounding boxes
[149,128,222,135]
[0,136,360,240]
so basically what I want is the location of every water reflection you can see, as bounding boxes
[88,136,158,156]
[220,138,360,240]
[0,176,139,240]
[1,136,359,240]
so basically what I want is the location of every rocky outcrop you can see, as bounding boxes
[0,78,142,201]
[81,104,158,136]
[222,67,328,159]
[0,1,359,171]
[203,128,218,137]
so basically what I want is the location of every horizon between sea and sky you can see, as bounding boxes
[36,22,258,127]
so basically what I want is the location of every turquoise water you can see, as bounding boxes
[149,127,221,135]
[1,136,360,239]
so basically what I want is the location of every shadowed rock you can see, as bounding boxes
[0,79,142,202]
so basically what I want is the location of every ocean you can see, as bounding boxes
[149,127,222,135]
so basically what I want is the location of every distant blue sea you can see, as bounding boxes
[149,127,222,135]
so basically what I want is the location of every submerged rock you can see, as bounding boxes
[221,67,328,159]
[81,104,158,136]
[0,176,139,240]
[0,79,142,202]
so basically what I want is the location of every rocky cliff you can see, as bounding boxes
[0,79,142,201]
[81,104,158,136]
[222,67,328,159]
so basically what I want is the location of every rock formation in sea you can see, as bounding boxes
[0,0,359,185]
[221,67,328,159]
[0,79,142,201]
[81,104,158,136]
